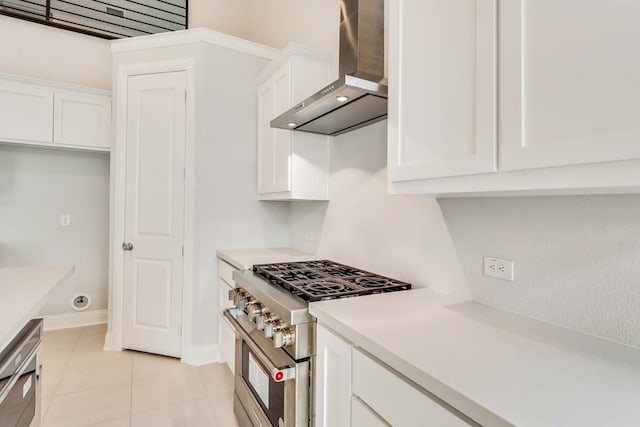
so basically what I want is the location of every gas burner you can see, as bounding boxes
[320,267,367,277]
[253,260,412,302]
[350,276,395,288]
[275,270,323,282]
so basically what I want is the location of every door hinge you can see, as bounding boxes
[183,168,186,179]
[181,246,184,256]
[184,91,187,103]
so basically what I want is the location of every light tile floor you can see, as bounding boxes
[41,324,239,427]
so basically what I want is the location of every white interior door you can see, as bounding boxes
[122,71,186,358]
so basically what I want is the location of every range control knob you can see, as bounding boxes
[273,328,295,349]
[256,312,275,330]
[246,302,264,321]
[232,289,248,308]
[237,294,254,311]
[264,319,282,339]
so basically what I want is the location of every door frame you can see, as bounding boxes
[107,58,196,364]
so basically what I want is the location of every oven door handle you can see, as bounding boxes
[0,339,40,404]
[223,309,296,382]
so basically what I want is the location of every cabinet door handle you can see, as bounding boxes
[122,242,133,251]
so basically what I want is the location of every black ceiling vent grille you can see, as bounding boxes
[0,0,187,39]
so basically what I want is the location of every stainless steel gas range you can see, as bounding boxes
[223,260,411,427]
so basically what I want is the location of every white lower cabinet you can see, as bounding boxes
[316,324,474,427]
[316,324,352,427]
[352,349,470,427]
[217,259,237,373]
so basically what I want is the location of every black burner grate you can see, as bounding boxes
[253,260,412,302]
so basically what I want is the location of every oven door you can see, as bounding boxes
[0,320,42,427]
[224,309,310,427]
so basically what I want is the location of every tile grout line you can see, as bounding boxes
[41,326,85,423]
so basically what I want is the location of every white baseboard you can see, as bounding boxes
[42,309,108,331]
[181,344,220,366]
[103,332,120,351]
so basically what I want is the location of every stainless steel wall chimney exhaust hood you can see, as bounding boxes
[271,0,386,137]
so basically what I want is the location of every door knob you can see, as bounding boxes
[122,242,133,251]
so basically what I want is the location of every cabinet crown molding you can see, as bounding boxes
[110,27,280,60]
[0,73,110,95]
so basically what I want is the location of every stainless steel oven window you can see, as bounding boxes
[241,341,286,425]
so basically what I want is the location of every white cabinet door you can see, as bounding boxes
[0,79,53,144]
[500,0,640,171]
[388,0,497,181]
[257,66,292,195]
[54,90,111,150]
[315,324,352,427]
[122,71,186,358]
[352,396,389,427]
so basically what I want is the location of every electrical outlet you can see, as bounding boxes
[60,214,72,227]
[305,232,314,242]
[483,256,514,281]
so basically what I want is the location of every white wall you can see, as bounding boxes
[188,0,250,39]
[0,15,112,89]
[189,0,341,75]
[194,44,290,346]
[290,121,470,298]
[439,196,640,348]
[289,121,640,349]
[0,145,110,315]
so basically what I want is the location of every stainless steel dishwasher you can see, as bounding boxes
[0,319,43,427]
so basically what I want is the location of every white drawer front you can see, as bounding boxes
[352,349,470,427]
[219,279,234,313]
[218,259,237,287]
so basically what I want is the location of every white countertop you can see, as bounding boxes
[310,288,640,427]
[216,248,318,270]
[0,266,74,352]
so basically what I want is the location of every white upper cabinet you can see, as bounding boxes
[389,0,640,196]
[54,90,112,150]
[257,44,331,201]
[258,65,293,195]
[0,74,111,152]
[388,0,497,182]
[0,79,54,144]
[500,0,640,171]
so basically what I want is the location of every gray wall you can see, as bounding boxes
[289,121,640,349]
[439,195,640,347]
[0,145,110,315]
[290,121,471,299]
